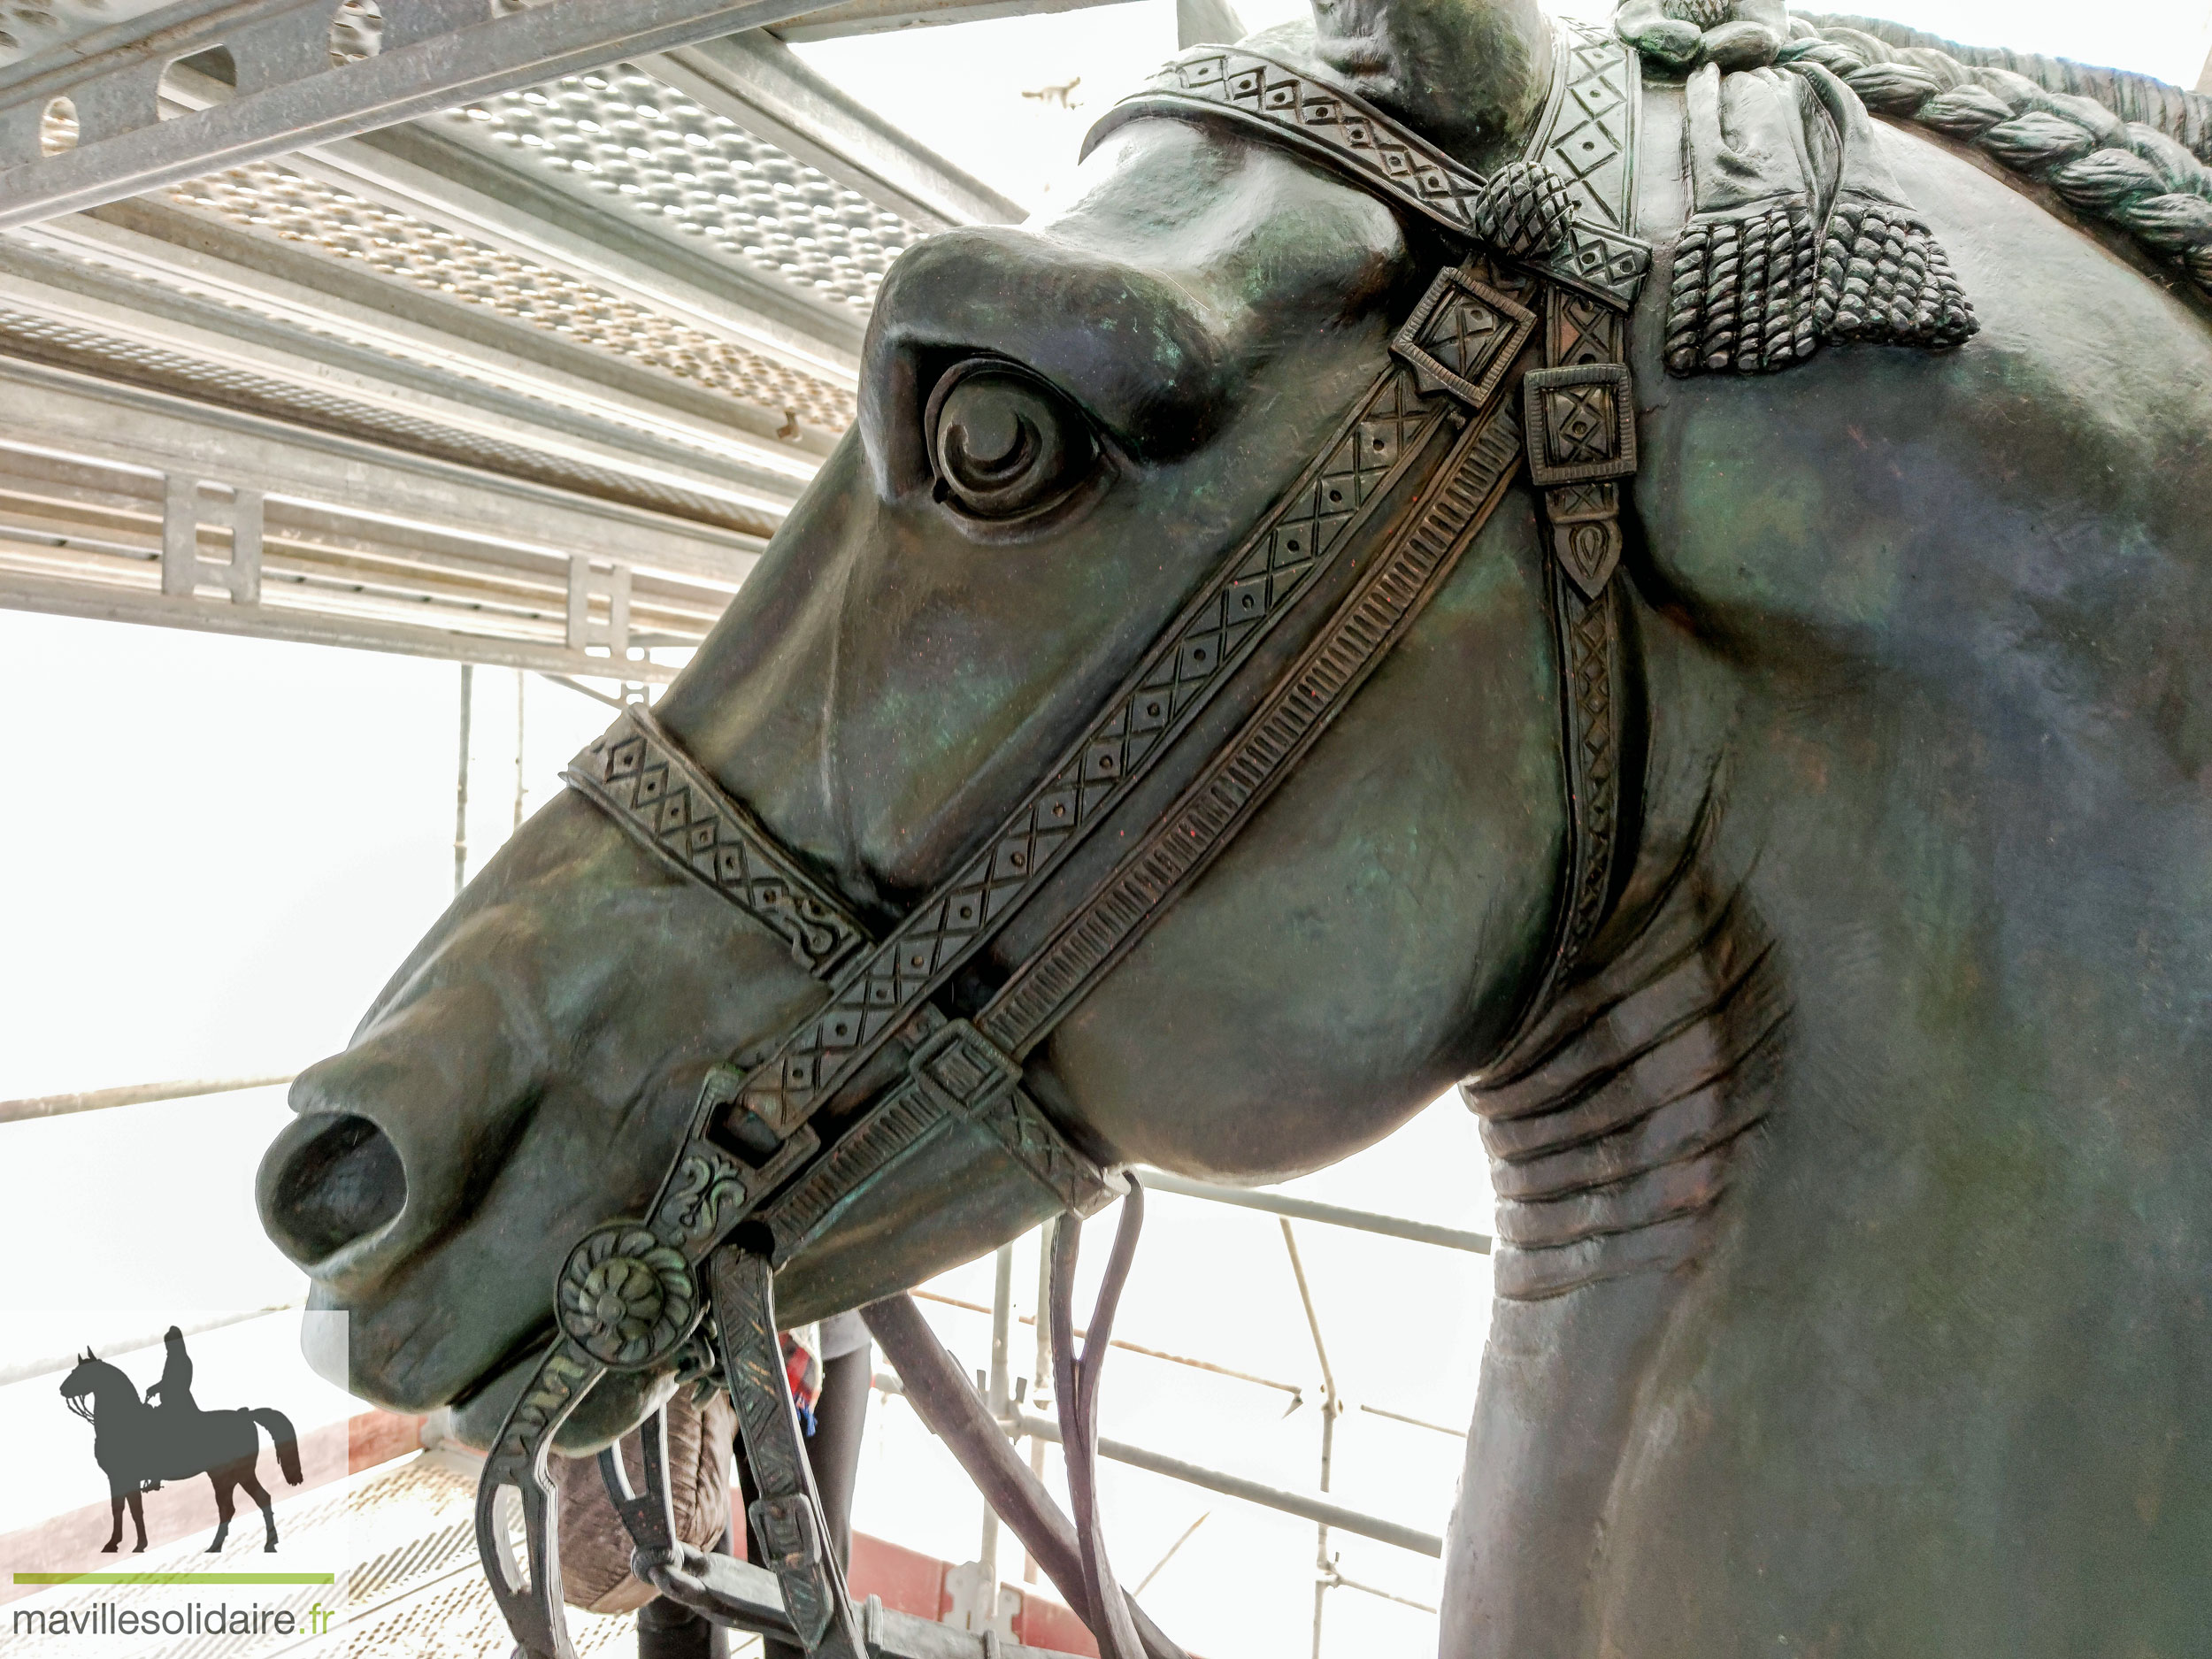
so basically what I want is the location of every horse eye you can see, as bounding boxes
[925,360,1097,524]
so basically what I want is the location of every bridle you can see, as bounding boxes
[475,21,1652,1659]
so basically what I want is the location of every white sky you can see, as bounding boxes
[2,4,2207,1654]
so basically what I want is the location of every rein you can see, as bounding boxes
[474,22,1652,1659]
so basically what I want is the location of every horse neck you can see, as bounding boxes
[1479,547,2212,1283]
[1461,598,1775,1294]
[84,1366,143,1425]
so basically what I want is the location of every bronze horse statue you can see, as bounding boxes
[255,0,2212,1651]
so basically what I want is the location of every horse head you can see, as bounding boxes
[59,1355,125,1423]
[256,0,1582,1452]
[256,0,2212,1644]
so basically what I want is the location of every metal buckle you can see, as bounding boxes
[1390,267,1538,411]
[907,1019,1023,1118]
[1523,362,1638,488]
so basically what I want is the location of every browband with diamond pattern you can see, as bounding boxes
[1085,36,1651,310]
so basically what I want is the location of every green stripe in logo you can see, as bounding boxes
[12,1572,336,1585]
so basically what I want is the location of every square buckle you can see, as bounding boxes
[1523,363,1638,488]
[1390,267,1538,411]
[907,1019,1022,1118]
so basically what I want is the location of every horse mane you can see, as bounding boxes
[1798,13,2212,159]
[1786,13,2212,307]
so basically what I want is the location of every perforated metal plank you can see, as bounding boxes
[421,60,923,321]
[0,0,177,73]
[135,48,871,390]
[769,0,1138,42]
[287,120,868,385]
[152,164,860,432]
[641,33,1022,231]
[0,0,842,228]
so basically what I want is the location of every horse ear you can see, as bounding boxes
[1308,0,1554,171]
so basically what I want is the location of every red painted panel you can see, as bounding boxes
[1013,1586,1101,1656]
[718,1516,960,1624]
[349,1410,426,1472]
[846,1532,953,1621]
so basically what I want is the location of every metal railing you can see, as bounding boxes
[868,1370,1442,1558]
[1133,1167,1491,1255]
[0,1073,296,1126]
[897,1165,1488,1644]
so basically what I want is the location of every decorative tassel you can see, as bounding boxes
[1664,204,1821,376]
[1659,57,1976,378]
[1815,201,1977,350]
[1665,220,1710,376]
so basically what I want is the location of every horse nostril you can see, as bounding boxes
[262,1114,405,1265]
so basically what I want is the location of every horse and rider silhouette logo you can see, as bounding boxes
[58,1326,302,1555]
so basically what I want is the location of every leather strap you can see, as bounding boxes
[565,705,868,979]
[1515,278,1638,1038]
[722,344,1465,1153]
[1050,1194,1148,1659]
[759,266,1535,1268]
[1086,34,1651,310]
[709,1248,871,1659]
[1522,17,1649,307]
[979,339,1528,1060]
[1519,16,1643,1002]
[858,1293,1189,1659]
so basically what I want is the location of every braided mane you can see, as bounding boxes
[1784,12,2212,305]
[1800,14,2212,161]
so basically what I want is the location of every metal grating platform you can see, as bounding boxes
[0,0,1029,672]
[436,65,921,318]
[172,157,860,433]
